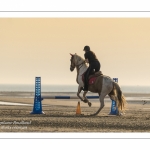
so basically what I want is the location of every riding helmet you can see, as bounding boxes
[83,45,90,51]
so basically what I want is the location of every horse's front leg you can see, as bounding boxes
[77,85,84,102]
[83,91,92,107]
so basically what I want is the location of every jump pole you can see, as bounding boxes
[109,78,118,115]
[30,77,99,114]
[31,77,119,115]
[41,95,99,99]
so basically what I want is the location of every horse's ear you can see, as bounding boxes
[70,53,73,56]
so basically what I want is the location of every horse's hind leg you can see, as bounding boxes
[90,93,106,116]
[108,90,117,102]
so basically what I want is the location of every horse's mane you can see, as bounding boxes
[74,54,85,61]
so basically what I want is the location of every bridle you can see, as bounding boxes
[70,54,86,84]
[70,55,85,71]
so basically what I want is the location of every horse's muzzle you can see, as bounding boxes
[70,67,73,71]
[70,66,74,71]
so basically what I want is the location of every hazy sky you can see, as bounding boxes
[0,18,150,86]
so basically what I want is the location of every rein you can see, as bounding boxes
[76,61,85,70]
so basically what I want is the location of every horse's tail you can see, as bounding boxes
[112,81,127,111]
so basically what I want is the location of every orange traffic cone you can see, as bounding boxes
[76,101,81,115]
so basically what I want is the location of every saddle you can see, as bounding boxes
[82,71,103,85]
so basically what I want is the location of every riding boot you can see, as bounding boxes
[84,72,89,91]
[83,87,88,92]
[83,82,88,91]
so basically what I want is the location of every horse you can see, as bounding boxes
[69,53,127,116]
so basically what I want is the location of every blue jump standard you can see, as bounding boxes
[109,78,118,115]
[109,99,118,115]
[31,77,45,114]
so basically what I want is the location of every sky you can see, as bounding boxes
[0,18,150,86]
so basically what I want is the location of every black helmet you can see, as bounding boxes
[83,45,90,51]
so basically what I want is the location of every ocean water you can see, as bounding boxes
[0,84,150,93]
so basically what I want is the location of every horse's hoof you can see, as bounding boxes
[119,112,125,116]
[83,99,88,103]
[88,102,92,107]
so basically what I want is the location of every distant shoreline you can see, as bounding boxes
[0,84,150,93]
[0,91,150,97]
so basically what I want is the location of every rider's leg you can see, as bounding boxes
[83,67,90,91]
[84,64,95,91]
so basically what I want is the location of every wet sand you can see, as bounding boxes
[0,92,150,132]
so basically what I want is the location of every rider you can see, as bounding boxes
[83,45,101,91]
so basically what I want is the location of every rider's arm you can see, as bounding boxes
[85,59,89,63]
[84,52,89,63]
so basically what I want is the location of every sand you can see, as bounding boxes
[0,92,150,132]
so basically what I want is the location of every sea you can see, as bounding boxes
[0,84,150,93]
[0,84,150,106]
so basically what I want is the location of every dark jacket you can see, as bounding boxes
[84,51,99,64]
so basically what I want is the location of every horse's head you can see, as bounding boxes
[70,53,85,72]
[70,53,76,71]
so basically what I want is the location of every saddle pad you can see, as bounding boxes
[89,77,97,85]
[82,75,98,85]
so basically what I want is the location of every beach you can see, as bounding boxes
[0,92,150,132]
